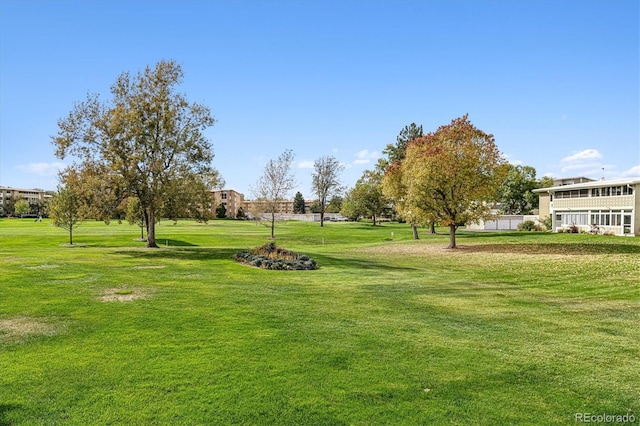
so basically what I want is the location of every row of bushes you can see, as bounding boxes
[233,242,319,270]
[557,225,615,235]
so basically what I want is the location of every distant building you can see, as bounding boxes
[0,186,50,216]
[211,189,245,218]
[533,177,640,236]
[212,188,320,219]
[243,199,296,216]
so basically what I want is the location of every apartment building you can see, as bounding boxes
[211,189,245,218]
[212,189,316,219]
[0,186,49,216]
[533,177,640,236]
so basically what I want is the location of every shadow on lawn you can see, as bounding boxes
[0,404,20,426]
[140,239,197,247]
[113,246,418,272]
[113,247,238,261]
[312,253,419,272]
[460,243,640,255]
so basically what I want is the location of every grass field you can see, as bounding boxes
[1,218,639,425]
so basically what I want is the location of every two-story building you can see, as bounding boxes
[533,177,640,236]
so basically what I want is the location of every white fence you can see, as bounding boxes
[467,215,539,231]
[251,213,348,222]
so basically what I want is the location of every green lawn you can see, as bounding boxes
[1,218,638,425]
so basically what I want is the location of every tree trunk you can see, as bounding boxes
[411,223,419,240]
[320,211,324,227]
[372,214,377,226]
[270,211,275,239]
[69,226,73,245]
[430,222,436,234]
[146,208,159,248]
[144,210,150,238]
[447,224,457,249]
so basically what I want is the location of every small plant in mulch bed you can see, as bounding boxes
[233,242,318,270]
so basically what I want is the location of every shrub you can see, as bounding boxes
[233,243,319,270]
[567,225,579,234]
[539,215,552,231]
[517,220,543,231]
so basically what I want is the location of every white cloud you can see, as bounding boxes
[353,159,371,165]
[352,149,380,165]
[558,149,606,175]
[355,149,379,160]
[502,153,523,166]
[561,149,602,163]
[15,162,66,176]
[621,165,640,177]
[298,160,314,169]
[561,163,598,172]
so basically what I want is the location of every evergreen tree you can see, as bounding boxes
[293,191,306,214]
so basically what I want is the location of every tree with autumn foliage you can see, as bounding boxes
[379,123,425,239]
[52,60,220,248]
[399,115,507,248]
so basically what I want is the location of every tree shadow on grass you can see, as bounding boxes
[457,231,549,239]
[0,404,21,426]
[149,239,198,247]
[459,243,640,255]
[112,247,419,272]
[113,247,239,261]
[311,253,419,272]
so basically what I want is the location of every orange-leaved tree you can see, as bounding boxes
[400,115,507,249]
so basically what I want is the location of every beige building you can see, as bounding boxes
[212,189,316,219]
[211,189,245,218]
[533,177,640,236]
[243,199,296,217]
[0,186,49,215]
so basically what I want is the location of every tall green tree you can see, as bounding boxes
[400,115,507,248]
[125,196,146,240]
[293,191,306,214]
[311,156,345,226]
[326,195,343,213]
[379,123,426,239]
[52,60,220,248]
[377,122,423,172]
[14,199,30,218]
[251,149,297,238]
[341,170,388,226]
[496,164,540,214]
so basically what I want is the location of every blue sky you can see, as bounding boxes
[1,0,638,199]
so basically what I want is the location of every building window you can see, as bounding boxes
[558,211,588,226]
